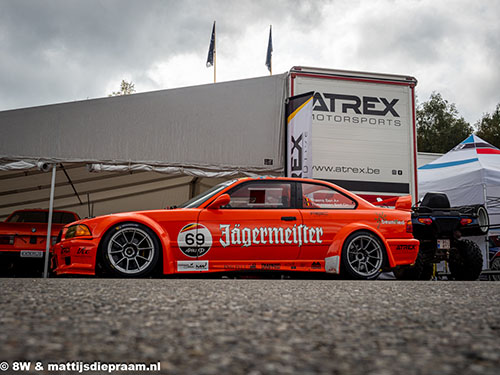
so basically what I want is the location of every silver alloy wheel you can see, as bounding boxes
[107,227,155,275]
[345,234,384,278]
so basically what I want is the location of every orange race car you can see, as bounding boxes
[52,178,419,280]
[0,209,80,275]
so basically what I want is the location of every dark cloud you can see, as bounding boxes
[0,0,322,109]
[0,0,498,124]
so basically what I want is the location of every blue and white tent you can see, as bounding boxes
[418,134,500,267]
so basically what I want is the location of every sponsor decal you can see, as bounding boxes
[313,93,400,117]
[223,264,248,270]
[290,133,310,177]
[61,247,70,255]
[396,244,417,251]
[177,223,213,258]
[376,213,406,229]
[313,165,380,175]
[261,263,281,270]
[219,224,323,248]
[311,262,321,270]
[312,92,402,127]
[325,256,340,274]
[76,247,89,255]
[287,93,314,178]
[177,260,209,272]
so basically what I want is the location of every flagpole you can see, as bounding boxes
[214,21,216,83]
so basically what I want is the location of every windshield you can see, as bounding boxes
[178,180,237,208]
[6,211,79,224]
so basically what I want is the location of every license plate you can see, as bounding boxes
[20,250,44,258]
[437,239,450,250]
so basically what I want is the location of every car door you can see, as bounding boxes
[297,181,358,260]
[197,180,302,261]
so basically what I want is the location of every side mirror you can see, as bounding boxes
[207,194,231,209]
[395,195,412,211]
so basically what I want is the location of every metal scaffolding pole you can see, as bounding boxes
[43,164,56,278]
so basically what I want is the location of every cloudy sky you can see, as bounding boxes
[0,0,499,124]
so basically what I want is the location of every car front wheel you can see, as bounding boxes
[341,231,385,280]
[100,222,161,277]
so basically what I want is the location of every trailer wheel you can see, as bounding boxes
[449,239,483,280]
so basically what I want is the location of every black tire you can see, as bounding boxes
[341,231,386,280]
[490,257,500,281]
[99,222,161,278]
[393,251,433,280]
[449,239,483,280]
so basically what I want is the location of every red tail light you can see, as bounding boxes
[460,218,473,226]
[0,235,14,245]
[418,218,433,225]
[406,220,413,233]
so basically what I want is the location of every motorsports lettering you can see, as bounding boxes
[220,224,324,248]
[313,92,402,126]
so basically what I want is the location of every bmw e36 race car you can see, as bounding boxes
[52,177,419,280]
[0,209,80,276]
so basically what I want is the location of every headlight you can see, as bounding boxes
[65,224,92,239]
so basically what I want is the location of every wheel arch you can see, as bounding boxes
[325,223,396,269]
[95,215,173,275]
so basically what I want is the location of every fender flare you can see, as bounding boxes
[325,223,396,270]
[96,215,173,274]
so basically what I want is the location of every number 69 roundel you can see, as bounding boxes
[177,223,213,258]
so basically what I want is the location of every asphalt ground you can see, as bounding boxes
[0,278,499,375]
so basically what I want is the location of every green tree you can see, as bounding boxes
[416,92,473,153]
[476,103,500,148]
[109,80,136,96]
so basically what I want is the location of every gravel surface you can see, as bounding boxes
[0,278,499,375]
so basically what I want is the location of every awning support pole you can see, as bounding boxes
[43,164,57,278]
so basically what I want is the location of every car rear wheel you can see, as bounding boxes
[341,231,385,280]
[100,222,161,277]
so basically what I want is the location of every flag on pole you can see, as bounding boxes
[206,21,216,67]
[286,92,314,178]
[265,25,273,74]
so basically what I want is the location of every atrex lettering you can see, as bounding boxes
[313,93,400,117]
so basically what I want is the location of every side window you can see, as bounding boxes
[301,183,356,209]
[226,182,292,209]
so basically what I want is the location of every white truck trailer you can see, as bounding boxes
[288,66,418,204]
